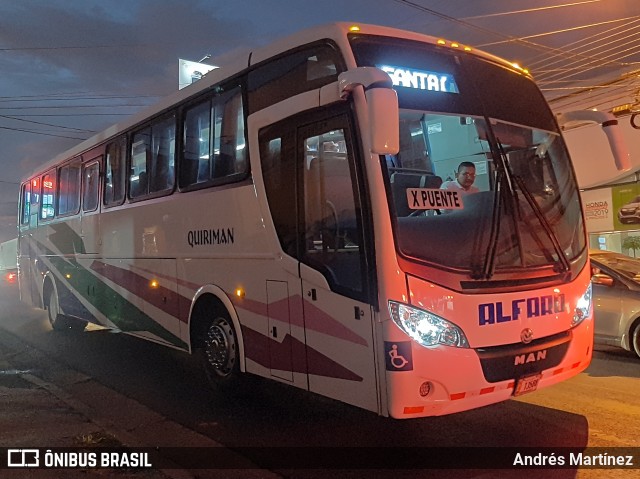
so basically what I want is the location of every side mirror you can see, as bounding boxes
[591,273,614,287]
[337,67,400,156]
[366,87,399,155]
[557,110,630,172]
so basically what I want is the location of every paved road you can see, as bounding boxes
[0,285,638,478]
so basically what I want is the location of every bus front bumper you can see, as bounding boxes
[384,320,592,418]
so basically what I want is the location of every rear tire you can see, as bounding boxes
[47,288,85,332]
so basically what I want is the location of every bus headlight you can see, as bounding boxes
[572,283,592,327]
[388,301,469,348]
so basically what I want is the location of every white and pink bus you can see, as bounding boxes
[17,23,627,418]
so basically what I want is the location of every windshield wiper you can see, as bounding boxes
[497,141,570,273]
[473,169,503,280]
[511,173,571,272]
[479,140,570,279]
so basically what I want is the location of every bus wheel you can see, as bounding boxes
[201,315,239,388]
[47,289,85,332]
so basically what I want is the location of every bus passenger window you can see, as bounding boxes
[212,90,246,180]
[149,116,176,193]
[246,44,345,113]
[130,129,150,199]
[41,170,56,220]
[83,161,100,212]
[104,137,126,206]
[58,159,81,216]
[20,182,32,225]
[181,100,212,187]
[180,86,246,189]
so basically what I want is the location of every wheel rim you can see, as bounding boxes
[204,318,236,378]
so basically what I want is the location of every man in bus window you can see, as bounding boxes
[440,161,479,195]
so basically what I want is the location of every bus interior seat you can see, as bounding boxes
[213,152,234,178]
[131,171,148,197]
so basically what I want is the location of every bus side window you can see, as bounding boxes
[180,86,246,189]
[41,170,56,220]
[130,128,150,199]
[181,100,212,187]
[23,178,40,228]
[212,89,246,180]
[104,137,126,206]
[149,116,176,193]
[20,183,30,225]
[247,44,345,114]
[82,160,100,212]
[58,158,81,216]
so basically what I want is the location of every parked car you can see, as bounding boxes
[590,249,640,359]
[618,196,640,224]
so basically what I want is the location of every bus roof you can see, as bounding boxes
[25,22,526,179]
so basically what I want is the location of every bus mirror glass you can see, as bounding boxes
[366,87,399,155]
[557,109,631,172]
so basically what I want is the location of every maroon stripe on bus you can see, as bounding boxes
[90,261,186,322]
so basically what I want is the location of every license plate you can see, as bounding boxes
[513,373,542,396]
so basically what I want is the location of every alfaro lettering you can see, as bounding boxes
[479,293,565,326]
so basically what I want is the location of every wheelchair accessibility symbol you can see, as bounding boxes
[384,341,413,371]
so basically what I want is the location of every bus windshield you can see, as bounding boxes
[350,34,584,277]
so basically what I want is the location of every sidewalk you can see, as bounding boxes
[0,292,281,479]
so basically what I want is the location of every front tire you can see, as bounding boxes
[201,315,240,389]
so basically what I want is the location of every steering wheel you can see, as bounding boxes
[408,208,441,217]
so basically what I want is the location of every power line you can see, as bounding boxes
[5,113,130,117]
[0,104,151,110]
[0,125,87,140]
[460,1,603,20]
[0,114,95,133]
[0,94,159,102]
[0,43,158,52]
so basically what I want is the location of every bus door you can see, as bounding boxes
[253,104,380,413]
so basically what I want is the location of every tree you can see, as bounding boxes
[622,236,640,258]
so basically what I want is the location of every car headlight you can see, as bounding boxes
[572,283,592,327]
[388,301,469,348]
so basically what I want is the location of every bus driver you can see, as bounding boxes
[440,161,479,195]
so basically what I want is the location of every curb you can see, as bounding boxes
[0,326,282,479]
